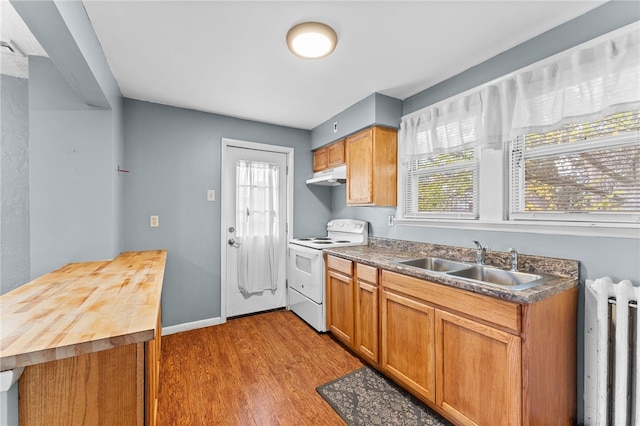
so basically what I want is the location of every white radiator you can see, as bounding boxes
[585,277,639,426]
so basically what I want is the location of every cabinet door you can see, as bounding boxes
[436,310,522,426]
[327,269,354,346]
[355,264,378,365]
[19,344,144,426]
[327,139,345,167]
[313,147,328,172]
[381,289,436,403]
[346,129,373,204]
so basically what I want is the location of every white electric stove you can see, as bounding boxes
[288,219,368,331]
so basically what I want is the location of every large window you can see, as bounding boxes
[510,111,640,222]
[397,23,639,233]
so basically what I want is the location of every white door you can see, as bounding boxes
[223,143,288,318]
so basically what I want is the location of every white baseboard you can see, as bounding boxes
[161,317,222,336]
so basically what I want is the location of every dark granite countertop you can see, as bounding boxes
[323,238,579,304]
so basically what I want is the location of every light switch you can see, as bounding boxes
[207,190,215,201]
[150,215,159,227]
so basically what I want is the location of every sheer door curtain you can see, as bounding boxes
[235,160,281,294]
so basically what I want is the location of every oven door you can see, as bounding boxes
[288,243,324,304]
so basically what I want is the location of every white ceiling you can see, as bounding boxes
[0,1,47,78]
[81,1,605,130]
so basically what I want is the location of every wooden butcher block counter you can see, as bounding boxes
[0,250,166,426]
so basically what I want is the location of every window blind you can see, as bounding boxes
[403,149,479,219]
[510,111,640,222]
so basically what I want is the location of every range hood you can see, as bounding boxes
[306,165,347,186]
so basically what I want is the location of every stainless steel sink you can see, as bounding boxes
[396,257,470,272]
[395,257,557,291]
[446,265,553,290]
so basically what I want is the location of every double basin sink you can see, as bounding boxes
[396,257,556,291]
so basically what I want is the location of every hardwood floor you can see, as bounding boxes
[157,310,365,425]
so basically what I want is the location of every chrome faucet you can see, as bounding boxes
[472,241,486,265]
[508,248,519,271]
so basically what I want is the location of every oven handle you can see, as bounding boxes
[228,238,241,247]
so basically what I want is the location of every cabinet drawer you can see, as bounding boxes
[356,263,378,285]
[327,255,353,276]
[381,270,521,334]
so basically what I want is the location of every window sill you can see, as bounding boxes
[394,218,640,239]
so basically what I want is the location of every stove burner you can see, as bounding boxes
[335,240,351,243]
[297,238,313,241]
[314,237,331,240]
[314,241,333,244]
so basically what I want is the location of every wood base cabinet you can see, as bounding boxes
[379,269,577,426]
[326,255,355,345]
[436,310,521,425]
[327,256,381,366]
[355,263,379,366]
[19,312,162,426]
[145,307,162,426]
[381,290,436,403]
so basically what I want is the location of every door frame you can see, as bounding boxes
[220,138,294,323]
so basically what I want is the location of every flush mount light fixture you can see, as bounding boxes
[286,22,337,59]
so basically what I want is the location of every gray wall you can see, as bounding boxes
[310,93,402,149]
[123,98,331,327]
[1,75,30,295]
[0,74,29,426]
[28,56,117,277]
[13,0,125,278]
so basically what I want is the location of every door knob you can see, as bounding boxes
[228,238,241,247]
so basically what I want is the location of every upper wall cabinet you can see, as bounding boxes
[346,126,397,206]
[313,139,345,172]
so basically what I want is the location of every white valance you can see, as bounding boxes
[400,25,640,159]
[400,90,483,159]
[508,29,640,135]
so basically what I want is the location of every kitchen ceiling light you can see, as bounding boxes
[286,22,337,59]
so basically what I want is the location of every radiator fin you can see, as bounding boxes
[585,277,639,426]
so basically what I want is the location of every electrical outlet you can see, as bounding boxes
[388,215,395,227]
[333,121,338,133]
[150,215,159,228]
[207,190,215,201]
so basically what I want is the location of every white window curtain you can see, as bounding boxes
[235,160,280,294]
[508,29,640,136]
[400,26,639,158]
[399,91,485,159]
